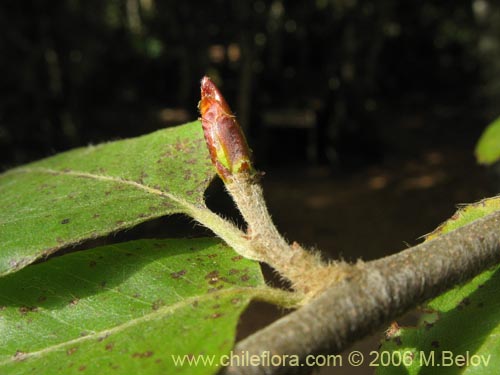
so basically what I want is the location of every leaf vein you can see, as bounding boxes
[0,287,267,365]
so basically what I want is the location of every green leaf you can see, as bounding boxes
[0,121,216,276]
[378,200,500,375]
[0,238,271,375]
[377,265,500,375]
[476,116,500,165]
[424,196,500,241]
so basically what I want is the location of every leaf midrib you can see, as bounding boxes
[0,165,250,279]
[6,167,193,206]
[3,166,246,246]
[0,286,269,366]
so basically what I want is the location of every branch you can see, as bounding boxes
[225,210,500,375]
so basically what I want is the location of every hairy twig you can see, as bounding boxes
[225,210,500,375]
[225,174,352,298]
[198,76,351,299]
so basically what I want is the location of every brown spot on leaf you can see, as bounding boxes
[140,171,149,179]
[152,299,165,310]
[92,213,100,219]
[132,351,154,358]
[175,140,190,152]
[431,340,439,348]
[231,255,243,262]
[205,270,220,285]
[115,220,125,226]
[424,321,434,330]
[207,254,217,259]
[171,270,187,279]
[229,269,240,275]
[161,150,174,158]
[61,218,70,224]
[240,274,250,282]
[161,201,174,208]
[192,300,199,308]
[457,297,471,310]
[78,365,86,371]
[37,296,47,303]
[97,334,109,342]
[105,343,114,351]
[67,347,78,356]
[19,306,38,315]
[69,298,79,306]
[210,313,223,319]
[231,298,241,305]
[183,169,193,181]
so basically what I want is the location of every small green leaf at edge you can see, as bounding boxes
[0,121,215,277]
[377,199,500,375]
[475,116,500,165]
[0,237,278,375]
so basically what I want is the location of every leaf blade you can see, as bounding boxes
[424,196,500,241]
[0,121,216,276]
[378,199,500,375]
[476,116,500,165]
[0,238,267,375]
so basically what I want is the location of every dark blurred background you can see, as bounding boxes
[2,0,500,169]
[1,1,500,373]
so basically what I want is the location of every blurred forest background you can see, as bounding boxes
[1,0,500,168]
[2,1,500,373]
[1,0,499,252]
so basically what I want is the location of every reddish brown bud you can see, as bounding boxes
[199,76,253,182]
